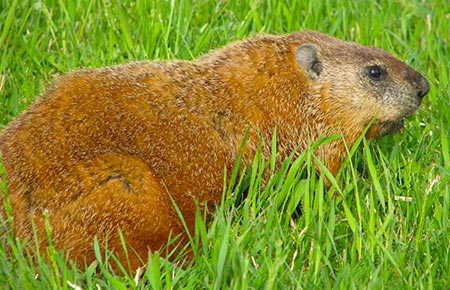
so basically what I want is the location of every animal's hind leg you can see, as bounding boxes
[45,154,189,270]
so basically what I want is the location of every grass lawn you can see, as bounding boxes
[1,0,449,288]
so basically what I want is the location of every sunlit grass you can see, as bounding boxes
[0,0,449,288]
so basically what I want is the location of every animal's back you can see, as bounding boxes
[0,60,237,268]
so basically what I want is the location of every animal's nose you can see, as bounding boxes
[416,75,430,100]
[406,68,430,101]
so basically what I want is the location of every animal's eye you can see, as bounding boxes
[367,65,385,81]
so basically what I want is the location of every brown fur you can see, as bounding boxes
[0,31,429,270]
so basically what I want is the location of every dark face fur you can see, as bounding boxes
[295,33,429,138]
[355,52,429,137]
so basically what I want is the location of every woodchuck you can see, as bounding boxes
[0,31,429,270]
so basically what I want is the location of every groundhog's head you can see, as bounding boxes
[293,31,429,138]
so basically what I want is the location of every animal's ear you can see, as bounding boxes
[295,44,322,79]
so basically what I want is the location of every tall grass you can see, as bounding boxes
[1,0,449,288]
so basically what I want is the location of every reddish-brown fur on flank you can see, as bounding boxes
[0,31,428,270]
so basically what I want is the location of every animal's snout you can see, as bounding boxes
[405,68,430,101]
[416,74,430,101]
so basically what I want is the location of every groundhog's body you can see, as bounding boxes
[0,31,429,269]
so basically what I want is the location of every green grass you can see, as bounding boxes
[1,0,449,288]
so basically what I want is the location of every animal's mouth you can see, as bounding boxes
[366,119,405,138]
